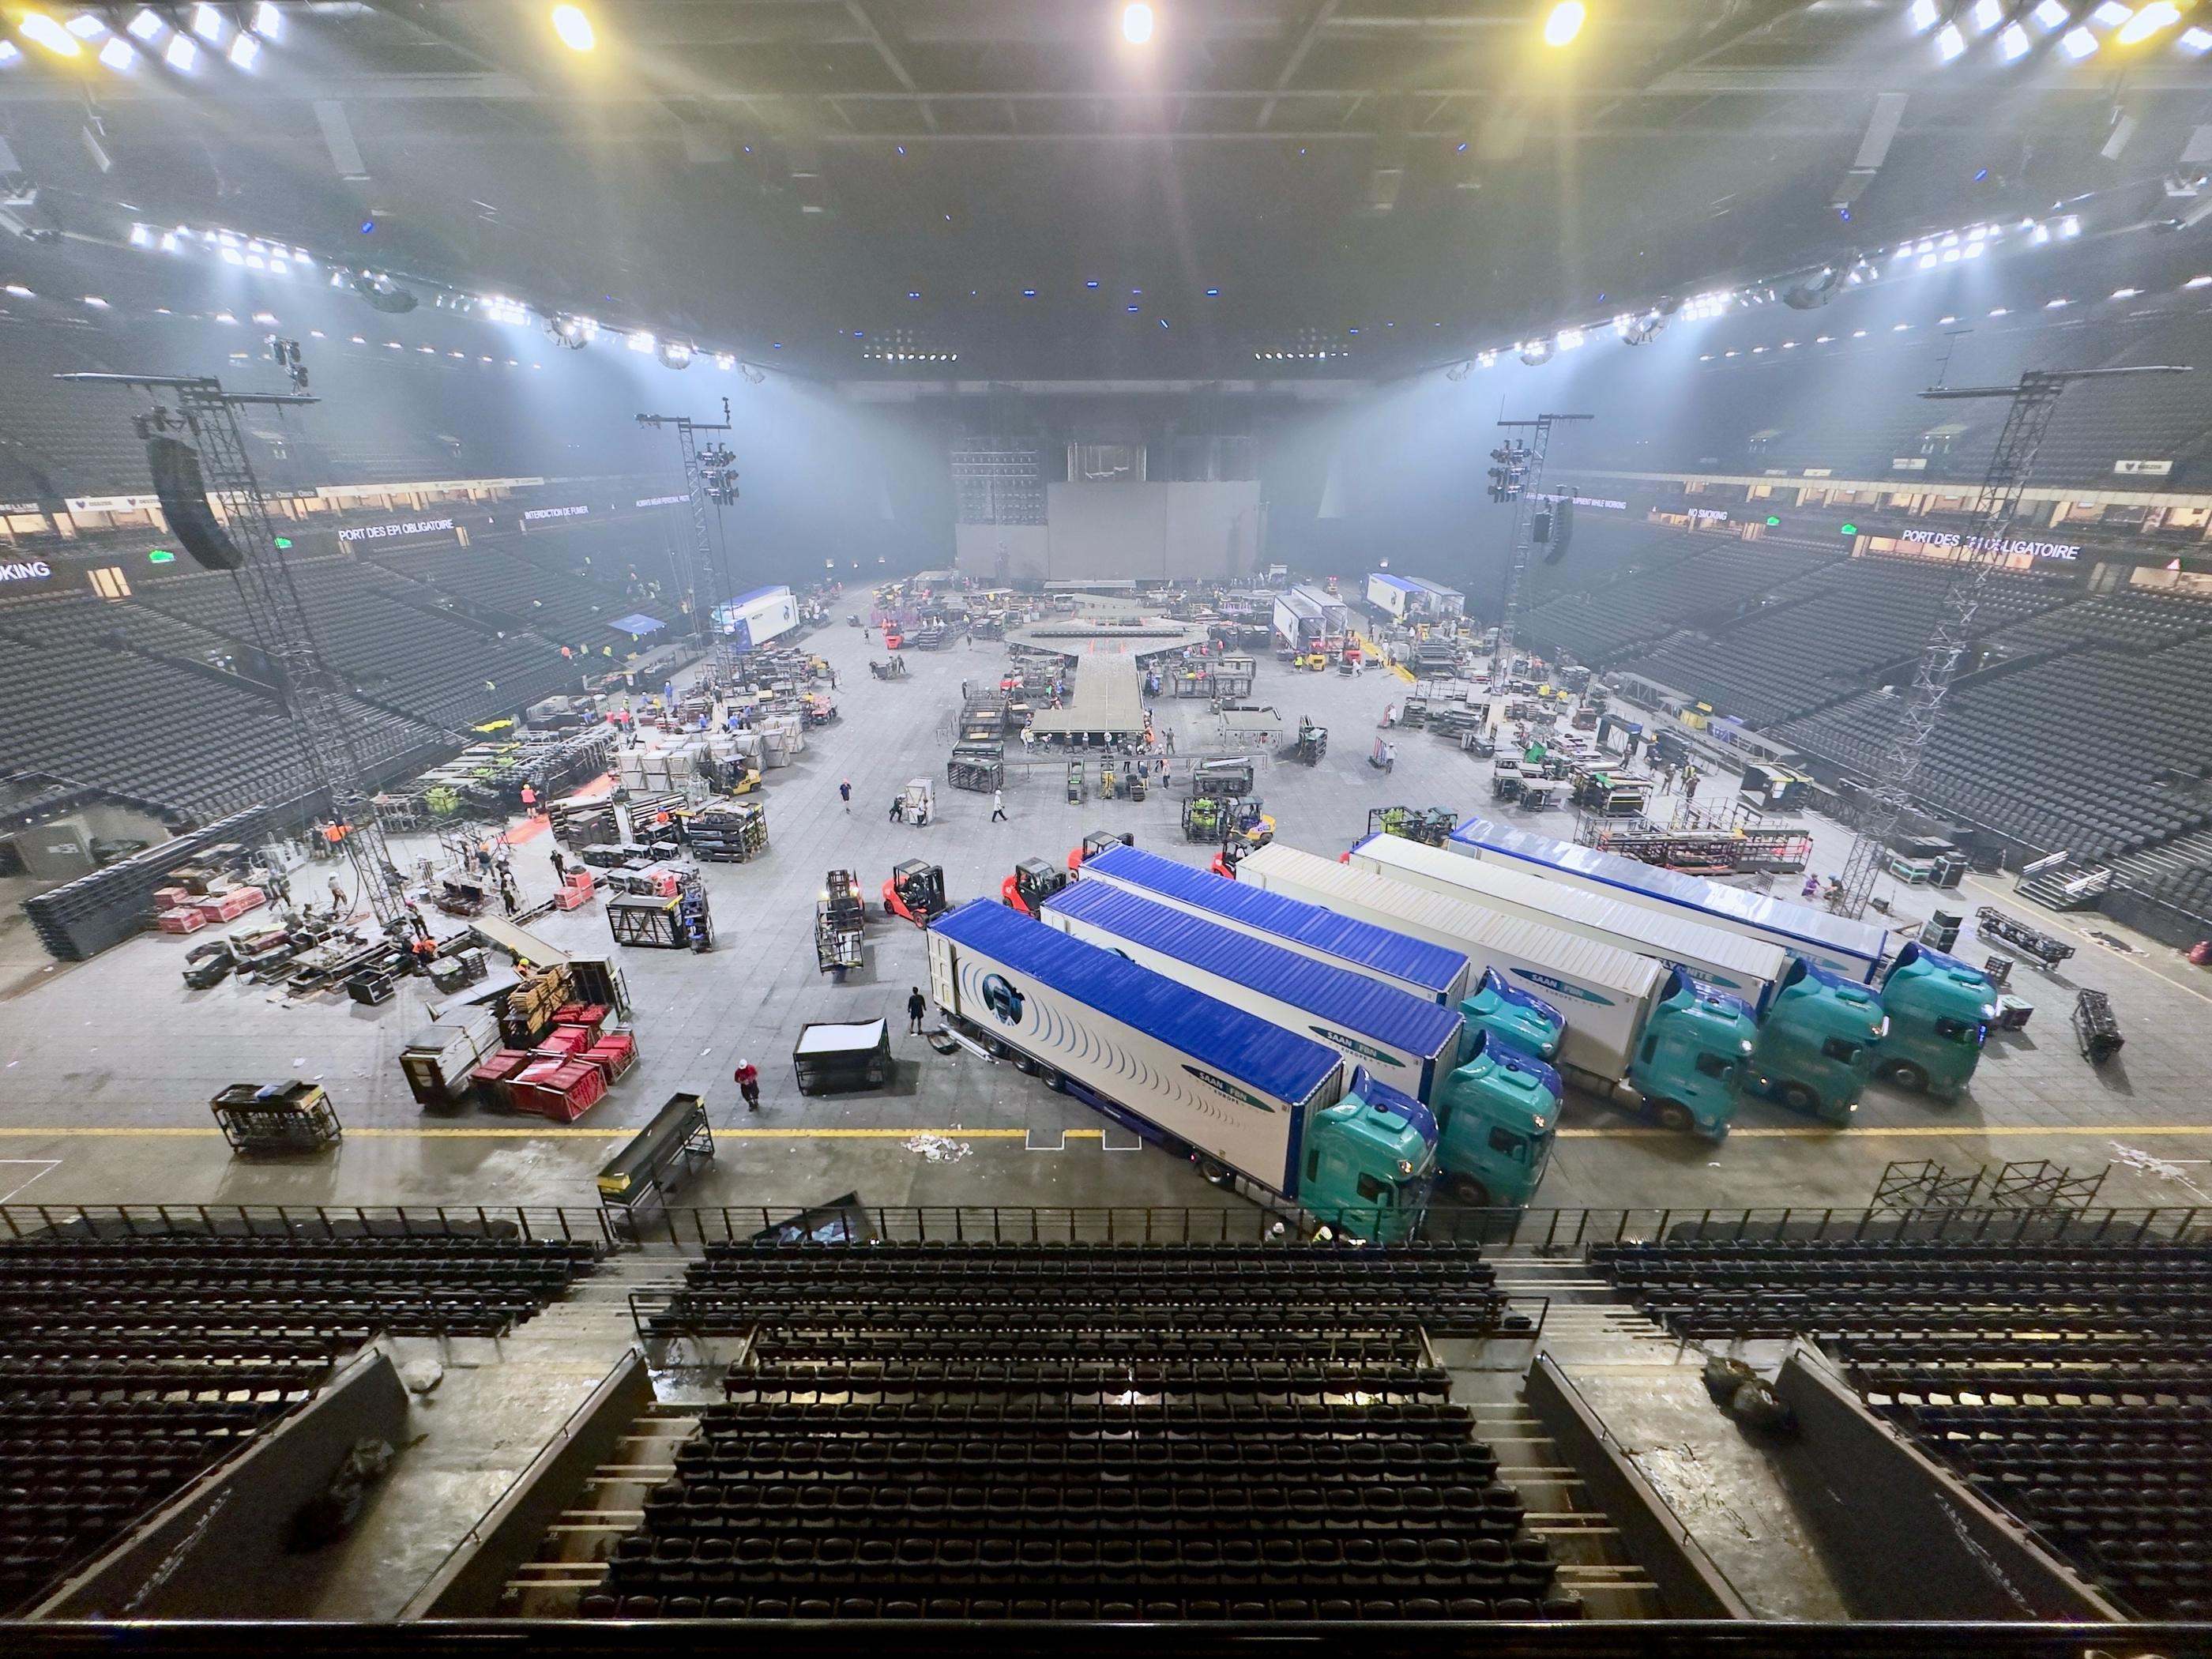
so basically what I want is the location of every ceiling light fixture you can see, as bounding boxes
[1999,21,2030,58]
[254,3,282,40]
[98,35,134,68]
[551,4,594,50]
[190,3,225,43]
[1122,3,1153,45]
[2116,2,2180,44]
[164,32,199,69]
[17,14,82,55]
[1935,21,1966,60]
[2060,24,2099,55]
[1907,0,1939,30]
[1543,2,1585,47]
[1969,0,2002,30]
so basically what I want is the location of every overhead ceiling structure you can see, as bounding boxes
[0,1,2206,379]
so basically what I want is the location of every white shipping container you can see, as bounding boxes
[1235,843,1665,1080]
[1349,834,1788,1013]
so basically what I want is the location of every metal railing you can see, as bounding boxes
[0,1201,2200,1251]
[0,1202,613,1247]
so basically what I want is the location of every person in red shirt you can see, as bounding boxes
[733,1058,761,1112]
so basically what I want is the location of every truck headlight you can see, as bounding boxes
[1398,1160,1413,1175]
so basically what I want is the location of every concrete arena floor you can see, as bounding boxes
[0,611,2208,1217]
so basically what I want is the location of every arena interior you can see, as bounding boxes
[0,2,2210,1651]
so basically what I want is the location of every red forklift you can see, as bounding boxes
[1065,829,1134,875]
[1002,857,1070,916]
[882,860,949,927]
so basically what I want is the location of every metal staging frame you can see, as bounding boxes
[57,371,410,935]
[1486,412,1589,686]
[1830,364,2191,920]
[637,407,736,678]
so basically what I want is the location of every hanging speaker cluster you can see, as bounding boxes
[1541,495,1576,566]
[145,435,246,572]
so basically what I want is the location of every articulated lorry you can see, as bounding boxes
[1078,843,1565,1062]
[926,901,1436,1237]
[1350,833,1885,1123]
[1040,878,1563,1206]
[1449,815,1889,984]
[1448,818,1992,1104]
[1876,942,2001,1100]
[1234,842,1761,1139]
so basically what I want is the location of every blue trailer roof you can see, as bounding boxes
[930,900,1343,1108]
[1405,577,1463,599]
[1450,816,1887,966]
[1368,572,1419,592]
[1044,881,1464,1064]
[1082,845,1469,998]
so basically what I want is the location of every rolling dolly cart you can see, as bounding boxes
[2071,989,2124,1063]
[210,1080,343,1156]
[1066,761,1086,803]
[597,1092,715,1233]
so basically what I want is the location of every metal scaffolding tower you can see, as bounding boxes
[1487,412,1590,684]
[637,407,737,679]
[1829,364,2190,919]
[58,371,410,934]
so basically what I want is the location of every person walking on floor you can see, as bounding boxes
[549,848,568,882]
[1682,766,1700,805]
[991,788,1007,822]
[907,987,928,1035]
[840,779,852,812]
[890,796,904,824]
[734,1057,761,1112]
[500,879,520,918]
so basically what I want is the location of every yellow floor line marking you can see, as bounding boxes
[0,1123,2207,1142]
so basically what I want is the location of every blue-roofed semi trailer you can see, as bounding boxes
[1040,879,1563,1207]
[927,901,1439,1237]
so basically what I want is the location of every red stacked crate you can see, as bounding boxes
[580,1028,638,1083]
[471,1049,533,1110]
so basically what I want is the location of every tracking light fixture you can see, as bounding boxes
[1543,2,1585,47]
[551,5,594,51]
[127,8,164,39]
[17,13,82,55]
[98,35,134,68]
[1907,0,1939,31]
[1999,21,2030,58]
[190,3,226,43]
[254,4,282,39]
[164,32,198,69]
[1935,21,1966,60]
[1969,0,2002,31]
[1122,4,1153,44]
[2060,24,2099,55]
[2032,0,2068,25]
[2117,2,2180,43]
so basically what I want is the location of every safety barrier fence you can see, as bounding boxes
[2,1202,2203,1251]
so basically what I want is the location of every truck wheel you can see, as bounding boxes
[1653,1100,1695,1134]
[1778,1082,1818,1114]
[1443,1173,1490,1207]
[1883,1060,1930,1095]
[1197,1157,1232,1186]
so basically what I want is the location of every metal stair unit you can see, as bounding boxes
[1830,363,2191,920]
[58,369,410,935]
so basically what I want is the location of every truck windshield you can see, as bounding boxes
[1932,1016,1988,1047]
[1525,1130,1555,1186]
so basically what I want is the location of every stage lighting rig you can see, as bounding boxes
[350,270,417,314]
[700,441,739,506]
[1487,441,1530,503]
[544,312,595,348]
[267,335,307,392]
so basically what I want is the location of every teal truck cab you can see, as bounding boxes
[1424,1029,1563,1208]
[1876,941,1999,1100]
[1304,1069,1439,1240]
[1622,973,1762,1140]
[1744,958,1887,1123]
[1458,967,1566,1062]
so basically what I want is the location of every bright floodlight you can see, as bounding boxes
[65,13,108,37]
[1969,0,2002,30]
[551,5,595,50]
[190,2,225,43]
[1543,2,1585,46]
[2090,2,2132,24]
[0,40,17,63]
[97,35,134,68]
[2032,0,2068,24]
[2060,24,2098,55]
[1907,0,1939,31]
[1999,21,2030,57]
[1122,3,1153,44]
[127,8,164,40]
[1935,21,1966,59]
[254,2,283,39]
[164,31,198,68]
[2116,2,2180,43]
[17,13,80,55]
[228,31,258,66]
[2180,25,2212,51]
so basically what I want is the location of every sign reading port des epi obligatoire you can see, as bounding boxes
[337,517,457,544]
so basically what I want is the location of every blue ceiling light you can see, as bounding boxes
[1022,288,1036,298]
[1086,280,1100,288]
[359,219,375,235]
[1160,318,1169,329]
[907,291,920,299]
[895,145,906,156]
[1205,288,1219,296]
[1127,304,1139,313]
